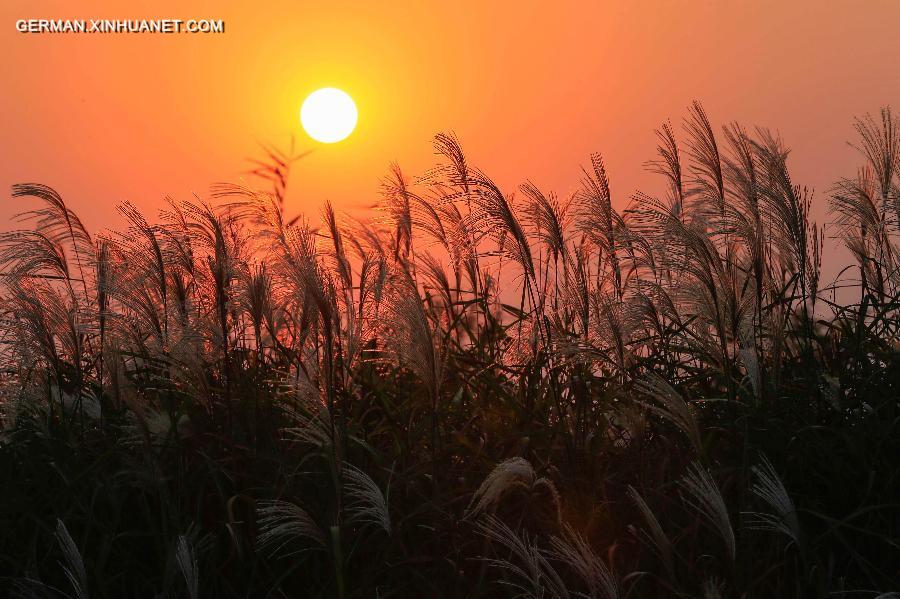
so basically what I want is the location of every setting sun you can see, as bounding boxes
[300,87,357,143]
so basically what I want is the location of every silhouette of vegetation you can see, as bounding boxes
[1,105,898,597]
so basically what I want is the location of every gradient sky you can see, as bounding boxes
[2,0,900,245]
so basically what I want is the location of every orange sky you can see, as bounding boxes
[2,0,900,243]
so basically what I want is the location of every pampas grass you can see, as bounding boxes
[0,105,898,598]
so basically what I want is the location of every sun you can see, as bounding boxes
[300,88,358,144]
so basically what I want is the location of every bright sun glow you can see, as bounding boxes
[300,88,358,143]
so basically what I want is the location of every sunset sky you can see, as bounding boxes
[2,0,900,244]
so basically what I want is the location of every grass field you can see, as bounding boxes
[1,104,898,598]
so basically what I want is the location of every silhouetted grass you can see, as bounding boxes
[0,105,898,598]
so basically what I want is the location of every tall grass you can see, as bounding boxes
[0,105,898,598]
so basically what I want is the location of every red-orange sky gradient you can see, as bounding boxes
[3,0,900,254]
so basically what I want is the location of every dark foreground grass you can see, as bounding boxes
[1,105,899,598]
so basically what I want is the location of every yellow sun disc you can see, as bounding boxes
[300,88,358,143]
